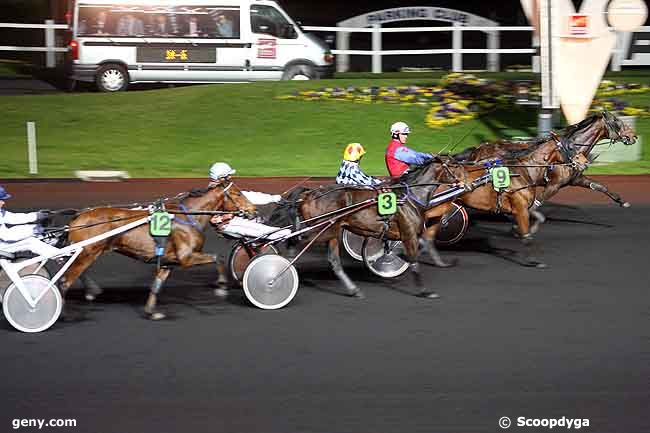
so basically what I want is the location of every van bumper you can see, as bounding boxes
[70,64,98,83]
[315,64,335,79]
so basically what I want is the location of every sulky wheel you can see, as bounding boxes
[228,243,280,284]
[362,237,410,278]
[433,203,469,246]
[342,229,366,262]
[2,275,62,333]
[0,261,51,302]
[242,254,299,310]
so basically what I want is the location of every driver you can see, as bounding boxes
[0,186,56,257]
[208,163,291,240]
[336,143,382,186]
[385,121,434,177]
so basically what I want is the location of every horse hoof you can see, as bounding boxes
[147,311,166,321]
[535,262,548,269]
[349,289,365,299]
[418,292,440,299]
[622,202,631,208]
[84,293,96,302]
[436,258,458,268]
[213,288,229,298]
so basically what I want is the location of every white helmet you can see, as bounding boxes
[209,162,236,181]
[390,121,411,136]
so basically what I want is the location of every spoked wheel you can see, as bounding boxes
[242,255,299,310]
[228,243,280,284]
[342,229,365,262]
[362,238,410,278]
[433,203,470,246]
[2,275,62,333]
[0,261,51,302]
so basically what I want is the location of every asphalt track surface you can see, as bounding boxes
[1,203,649,433]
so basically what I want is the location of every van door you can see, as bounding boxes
[248,4,301,80]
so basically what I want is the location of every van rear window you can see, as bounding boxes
[77,4,240,39]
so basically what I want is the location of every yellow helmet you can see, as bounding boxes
[343,143,366,161]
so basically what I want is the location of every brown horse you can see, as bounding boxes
[295,159,477,299]
[433,137,571,267]
[454,112,637,232]
[60,179,256,319]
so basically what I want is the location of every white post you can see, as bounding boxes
[452,23,462,72]
[336,30,350,73]
[611,31,622,72]
[372,24,382,74]
[27,122,38,175]
[487,29,500,72]
[532,33,541,73]
[45,19,55,68]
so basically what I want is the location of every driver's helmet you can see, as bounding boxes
[390,121,411,138]
[343,143,366,162]
[209,162,236,181]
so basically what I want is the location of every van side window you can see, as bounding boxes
[76,4,240,39]
[250,5,296,39]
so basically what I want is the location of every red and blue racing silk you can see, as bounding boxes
[385,139,433,177]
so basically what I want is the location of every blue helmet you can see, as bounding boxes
[0,186,12,200]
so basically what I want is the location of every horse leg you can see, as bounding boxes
[529,200,546,235]
[328,238,364,298]
[58,244,105,318]
[80,273,103,301]
[403,237,439,299]
[421,221,457,268]
[213,259,229,298]
[512,202,547,268]
[144,267,171,320]
[572,175,631,208]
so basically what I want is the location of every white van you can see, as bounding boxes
[69,0,334,91]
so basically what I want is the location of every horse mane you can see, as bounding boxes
[561,113,600,140]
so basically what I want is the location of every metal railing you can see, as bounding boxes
[302,25,537,73]
[0,21,69,68]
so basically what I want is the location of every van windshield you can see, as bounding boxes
[76,4,240,38]
[250,4,296,39]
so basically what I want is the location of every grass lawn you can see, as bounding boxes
[1,71,649,178]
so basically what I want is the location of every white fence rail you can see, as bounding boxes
[303,25,536,73]
[0,21,69,68]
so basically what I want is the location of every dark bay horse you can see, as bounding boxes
[296,161,476,299]
[60,180,256,319]
[441,137,571,267]
[454,112,637,232]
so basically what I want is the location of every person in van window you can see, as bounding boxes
[216,14,233,37]
[94,11,107,34]
[186,16,200,37]
[153,14,169,35]
[117,13,144,36]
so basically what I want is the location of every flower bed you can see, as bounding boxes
[277,73,650,129]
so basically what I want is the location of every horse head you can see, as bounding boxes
[213,179,257,217]
[602,110,637,146]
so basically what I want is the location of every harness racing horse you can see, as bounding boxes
[296,161,477,299]
[441,137,571,267]
[453,111,637,233]
[59,180,256,320]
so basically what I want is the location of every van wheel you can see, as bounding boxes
[282,64,315,80]
[96,64,129,92]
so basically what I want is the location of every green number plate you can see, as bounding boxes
[150,212,173,237]
[378,192,398,215]
[490,167,511,190]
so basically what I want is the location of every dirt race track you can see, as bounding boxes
[0,177,649,433]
